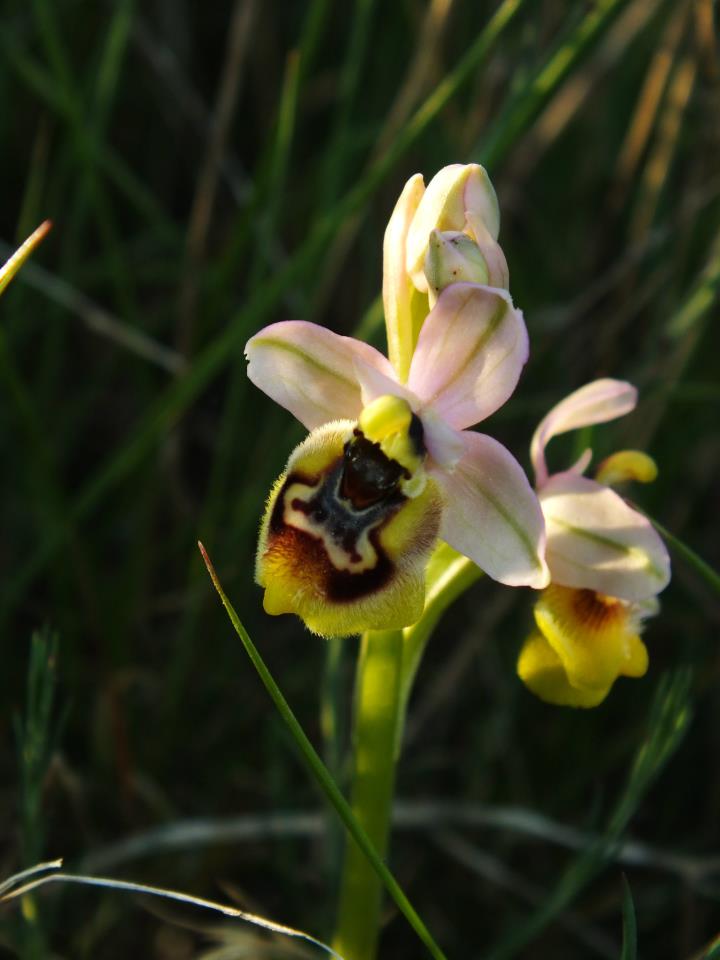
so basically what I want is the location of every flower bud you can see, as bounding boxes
[424,230,489,307]
[383,174,427,382]
[405,164,500,292]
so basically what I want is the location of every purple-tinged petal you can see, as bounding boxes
[353,354,416,408]
[419,407,466,469]
[245,321,395,429]
[539,471,671,601]
[531,379,637,488]
[407,283,529,430]
[569,448,593,476]
[432,431,549,588]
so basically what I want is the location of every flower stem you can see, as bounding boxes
[333,629,404,960]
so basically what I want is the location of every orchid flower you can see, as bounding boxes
[517,379,671,707]
[244,166,548,638]
[246,287,549,637]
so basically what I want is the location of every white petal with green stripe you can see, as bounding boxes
[408,283,528,430]
[245,320,395,429]
[433,431,549,589]
[539,472,671,601]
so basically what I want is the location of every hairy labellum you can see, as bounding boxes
[255,420,442,637]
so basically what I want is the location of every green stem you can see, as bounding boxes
[333,629,404,960]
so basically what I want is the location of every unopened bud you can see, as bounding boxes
[424,230,489,306]
[383,174,426,381]
[406,164,500,291]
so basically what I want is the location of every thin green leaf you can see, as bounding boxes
[488,670,692,959]
[645,512,720,597]
[702,936,720,960]
[479,0,634,169]
[198,542,448,960]
[619,875,637,960]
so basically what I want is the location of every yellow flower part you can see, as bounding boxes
[358,395,425,495]
[256,404,443,638]
[595,449,658,486]
[517,584,649,708]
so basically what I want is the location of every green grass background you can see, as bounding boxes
[1,0,719,956]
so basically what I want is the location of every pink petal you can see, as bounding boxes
[353,353,417,408]
[465,213,509,289]
[539,471,671,600]
[531,379,637,487]
[433,431,549,588]
[418,407,467,468]
[407,283,529,430]
[245,321,395,429]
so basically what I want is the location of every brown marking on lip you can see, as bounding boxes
[270,457,406,571]
[264,522,395,603]
[268,467,333,536]
[571,589,625,632]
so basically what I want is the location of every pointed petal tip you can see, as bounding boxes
[245,320,394,429]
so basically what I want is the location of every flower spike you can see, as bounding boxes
[246,165,548,636]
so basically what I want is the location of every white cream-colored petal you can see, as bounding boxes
[406,164,500,290]
[539,471,671,600]
[434,431,549,588]
[408,283,528,430]
[245,321,395,429]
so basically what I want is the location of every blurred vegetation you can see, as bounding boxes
[1,0,719,957]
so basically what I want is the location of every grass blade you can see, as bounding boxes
[488,670,692,959]
[0,865,345,959]
[198,542,448,960]
[0,222,52,296]
[619,875,637,960]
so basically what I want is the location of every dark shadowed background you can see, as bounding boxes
[1,0,719,957]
